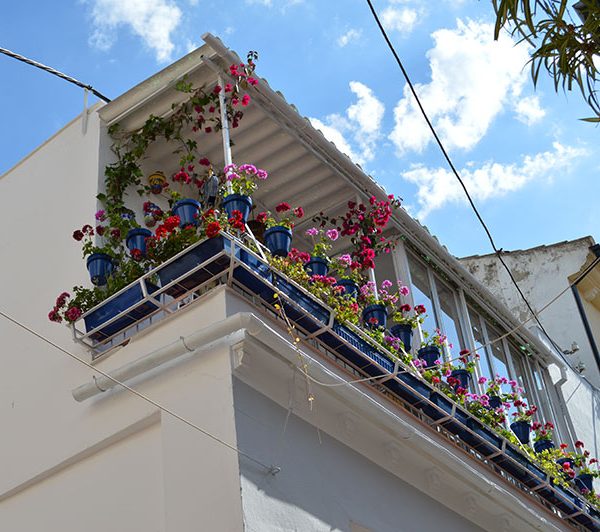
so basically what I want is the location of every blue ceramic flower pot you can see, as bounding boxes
[336,278,358,298]
[305,256,329,276]
[389,323,413,352]
[222,194,252,223]
[362,304,387,329]
[533,439,555,453]
[488,395,502,409]
[86,253,114,286]
[126,228,152,255]
[173,198,201,227]
[451,368,471,389]
[510,420,531,444]
[264,226,292,257]
[575,473,594,492]
[418,345,441,368]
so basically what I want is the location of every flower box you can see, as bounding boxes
[465,418,503,456]
[491,445,546,488]
[423,391,471,440]
[384,370,432,408]
[233,248,274,298]
[84,281,160,341]
[157,236,231,297]
[272,274,330,333]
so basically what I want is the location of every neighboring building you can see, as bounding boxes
[461,238,600,389]
[1,34,599,531]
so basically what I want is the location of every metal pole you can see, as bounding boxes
[217,76,233,195]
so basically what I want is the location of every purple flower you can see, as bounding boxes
[95,209,106,221]
[381,279,392,290]
[305,227,318,237]
[478,376,487,384]
[399,285,410,296]
[256,169,268,180]
[326,229,339,241]
[338,254,352,266]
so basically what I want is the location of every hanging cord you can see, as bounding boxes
[0,46,111,103]
[364,0,572,366]
[0,309,278,475]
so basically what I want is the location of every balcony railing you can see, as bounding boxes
[71,232,600,531]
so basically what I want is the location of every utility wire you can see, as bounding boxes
[0,46,111,103]
[365,0,572,366]
[0,309,277,474]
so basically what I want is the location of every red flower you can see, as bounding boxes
[276,202,291,213]
[241,94,251,106]
[72,230,84,241]
[293,206,304,218]
[110,228,121,240]
[256,211,268,224]
[65,306,82,322]
[48,308,62,323]
[96,225,106,236]
[228,210,245,231]
[399,304,411,312]
[206,221,221,238]
[575,440,585,448]
[164,216,180,232]
[199,157,211,166]
[55,292,70,308]
[131,248,142,261]
[213,85,222,94]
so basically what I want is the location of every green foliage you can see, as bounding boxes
[493,0,600,121]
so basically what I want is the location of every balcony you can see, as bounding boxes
[70,230,600,531]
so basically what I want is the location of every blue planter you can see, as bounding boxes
[451,369,471,390]
[305,256,329,276]
[264,226,292,257]
[86,253,114,286]
[362,304,387,329]
[418,345,441,368]
[575,473,594,492]
[157,236,231,297]
[222,194,252,223]
[336,278,358,298]
[173,199,201,227]
[84,282,160,341]
[510,420,531,444]
[488,395,502,409]
[389,324,413,352]
[534,439,555,454]
[126,228,152,255]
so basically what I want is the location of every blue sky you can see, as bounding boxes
[1,0,598,258]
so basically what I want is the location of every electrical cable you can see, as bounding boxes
[365,0,573,366]
[0,309,277,474]
[0,46,111,103]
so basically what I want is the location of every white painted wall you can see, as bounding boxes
[234,378,485,532]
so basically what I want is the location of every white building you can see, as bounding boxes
[1,34,599,531]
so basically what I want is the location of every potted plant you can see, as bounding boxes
[303,227,339,276]
[532,421,556,453]
[358,279,400,329]
[448,349,479,390]
[510,400,537,444]
[389,300,426,353]
[258,203,304,257]
[570,441,600,493]
[329,253,364,299]
[417,328,448,368]
[221,163,268,223]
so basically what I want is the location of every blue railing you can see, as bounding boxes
[72,233,600,530]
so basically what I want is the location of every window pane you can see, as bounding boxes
[435,278,464,353]
[407,254,437,333]
[468,308,492,379]
[487,326,510,381]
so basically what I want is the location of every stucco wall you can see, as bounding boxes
[233,378,485,532]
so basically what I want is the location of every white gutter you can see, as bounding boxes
[72,312,261,402]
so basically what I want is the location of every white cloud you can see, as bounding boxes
[389,19,532,155]
[381,6,419,34]
[515,95,546,125]
[337,28,362,47]
[402,142,586,218]
[309,81,385,165]
[88,0,182,62]
[245,0,303,6]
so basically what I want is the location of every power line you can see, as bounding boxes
[0,46,111,103]
[0,309,277,474]
[364,0,572,366]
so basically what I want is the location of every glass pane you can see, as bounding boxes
[435,278,464,353]
[487,325,511,381]
[373,253,397,288]
[407,254,437,334]
[468,307,492,379]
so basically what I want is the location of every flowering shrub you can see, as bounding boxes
[222,163,268,196]
[315,194,401,271]
[258,203,304,229]
[391,298,426,330]
[421,328,450,350]
[329,253,364,284]
[358,280,402,307]
[532,421,554,442]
